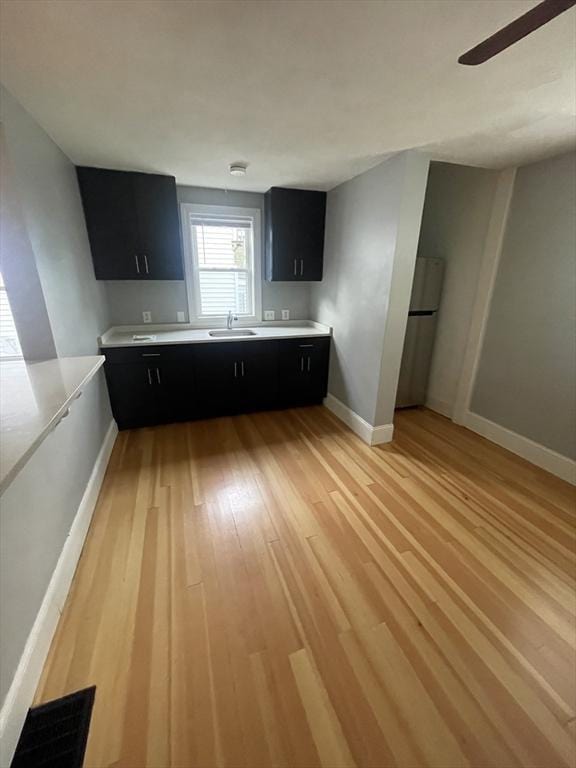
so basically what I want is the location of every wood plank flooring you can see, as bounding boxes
[35,406,576,768]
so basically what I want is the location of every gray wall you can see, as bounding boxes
[0,85,108,355]
[0,128,57,360]
[374,152,431,426]
[310,152,429,426]
[104,185,312,325]
[471,151,576,459]
[0,372,112,704]
[0,87,114,715]
[417,162,500,417]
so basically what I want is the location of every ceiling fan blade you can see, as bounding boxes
[459,0,576,65]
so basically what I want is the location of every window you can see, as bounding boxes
[181,204,261,323]
[0,272,22,360]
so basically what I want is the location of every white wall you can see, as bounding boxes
[470,151,576,459]
[311,151,429,429]
[416,162,500,417]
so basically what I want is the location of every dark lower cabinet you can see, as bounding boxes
[278,337,330,405]
[104,345,197,429]
[194,341,279,416]
[103,337,330,429]
[104,363,160,429]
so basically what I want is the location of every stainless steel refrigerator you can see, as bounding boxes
[395,257,444,408]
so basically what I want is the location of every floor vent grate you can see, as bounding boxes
[11,686,95,768]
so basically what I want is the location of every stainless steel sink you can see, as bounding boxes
[208,329,257,338]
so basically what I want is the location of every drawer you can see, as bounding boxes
[278,336,330,353]
[101,344,196,365]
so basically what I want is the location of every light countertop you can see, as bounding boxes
[0,355,105,495]
[99,320,331,348]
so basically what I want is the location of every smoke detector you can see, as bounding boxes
[229,163,247,177]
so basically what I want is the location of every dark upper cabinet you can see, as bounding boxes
[265,187,326,281]
[77,167,184,280]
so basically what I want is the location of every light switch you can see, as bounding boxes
[264,310,275,321]
[281,309,290,320]
[142,311,152,323]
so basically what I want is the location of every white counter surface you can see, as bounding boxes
[0,355,105,495]
[99,321,331,348]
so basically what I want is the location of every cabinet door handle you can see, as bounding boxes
[307,356,311,372]
[135,254,140,274]
[147,367,152,385]
[300,356,304,372]
[293,259,297,276]
[234,362,238,378]
[156,367,161,384]
[241,361,245,377]
[142,353,160,357]
[143,254,150,274]
[299,344,314,348]
[300,259,304,277]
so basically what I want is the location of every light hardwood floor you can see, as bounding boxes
[35,406,576,768]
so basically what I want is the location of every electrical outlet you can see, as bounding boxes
[281,309,290,320]
[177,311,186,322]
[142,311,152,323]
[264,310,275,321]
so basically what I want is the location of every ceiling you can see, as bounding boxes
[1,0,575,191]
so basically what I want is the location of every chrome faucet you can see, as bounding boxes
[226,310,238,330]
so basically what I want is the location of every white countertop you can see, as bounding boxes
[0,355,105,495]
[99,320,331,348]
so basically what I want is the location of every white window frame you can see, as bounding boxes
[180,203,262,326]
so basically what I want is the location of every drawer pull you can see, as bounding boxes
[142,353,160,357]
[299,344,314,348]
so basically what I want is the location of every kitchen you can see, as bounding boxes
[1,2,575,767]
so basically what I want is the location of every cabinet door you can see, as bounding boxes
[299,191,326,280]
[278,337,330,406]
[104,362,160,429]
[265,188,326,281]
[154,359,197,423]
[133,173,184,280]
[77,168,140,279]
[194,343,241,416]
[194,341,279,416]
[236,341,279,411]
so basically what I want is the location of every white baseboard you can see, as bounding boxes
[0,420,118,766]
[425,395,453,419]
[463,411,576,486]
[324,394,394,446]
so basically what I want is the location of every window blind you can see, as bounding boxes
[190,217,255,317]
[0,272,23,359]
